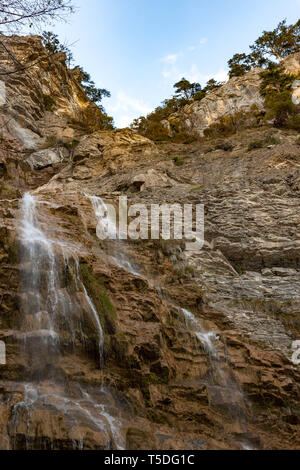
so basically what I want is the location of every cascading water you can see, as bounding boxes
[85,192,255,449]
[9,193,125,450]
[19,194,59,345]
[182,308,255,448]
[182,308,219,355]
[19,193,104,363]
[86,194,140,276]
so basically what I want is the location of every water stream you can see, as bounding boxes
[86,194,140,276]
[12,192,254,449]
[9,193,125,450]
[86,194,254,448]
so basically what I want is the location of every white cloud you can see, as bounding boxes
[109,91,152,128]
[117,115,135,128]
[111,91,151,115]
[199,37,208,45]
[184,64,228,84]
[161,53,179,64]
[188,38,207,51]
[159,39,228,87]
[161,58,228,86]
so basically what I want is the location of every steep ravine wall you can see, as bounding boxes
[0,36,299,450]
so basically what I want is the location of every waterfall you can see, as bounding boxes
[19,194,58,340]
[18,193,104,360]
[88,194,117,240]
[182,308,219,356]
[10,193,124,450]
[86,194,140,276]
[182,308,253,447]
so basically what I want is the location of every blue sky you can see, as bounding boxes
[52,0,300,127]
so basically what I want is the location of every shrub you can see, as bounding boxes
[248,140,264,151]
[40,135,59,149]
[216,140,234,151]
[43,94,56,112]
[260,65,300,128]
[63,139,80,150]
[248,135,281,151]
[265,135,280,145]
[183,136,197,144]
[288,115,300,131]
[266,91,296,127]
[204,115,235,137]
[173,156,184,166]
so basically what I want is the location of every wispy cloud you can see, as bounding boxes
[159,38,228,86]
[184,64,228,84]
[188,37,208,51]
[161,60,228,85]
[109,91,152,128]
[161,53,179,64]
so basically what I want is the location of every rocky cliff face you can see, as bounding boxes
[164,53,300,137]
[0,36,299,450]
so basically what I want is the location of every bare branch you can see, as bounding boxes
[0,0,74,34]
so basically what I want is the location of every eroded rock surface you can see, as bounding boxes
[165,52,300,137]
[0,36,299,450]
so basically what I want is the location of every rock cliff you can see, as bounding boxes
[0,36,299,450]
[164,52,300,137]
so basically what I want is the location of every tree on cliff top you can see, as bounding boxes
[228,19,300,78]
[250,19,300,63]
[0,0,74,33]
[73,66,111,105]
[41,31,73,64]
[41,31,113,128]
[173,78,202,100]
[41,32,111,106]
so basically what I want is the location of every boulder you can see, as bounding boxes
[26,149,64,170]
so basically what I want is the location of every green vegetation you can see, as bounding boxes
[260,65,300,129]
[40,136,81,151]
[173,156,184,166]
[41,31,74,64]
[248,134,281,151]
[248,140,264,151]
[0,184,20,200]
[44,135,59,147]
[228,19,300,78]
[227,19,300,132]
[204,107,261,137]
[215,140,234,151]
[79,263,117,335]
[62,139,80,151]
[131,77,223,141]
[141,372,168,386]
[131,18,299,142]
[72,66,111,106]
[42,31,114,129]
[265,135,281,145]
[43,94,56,112]
[226,19,300,132]
[190,185,203,192]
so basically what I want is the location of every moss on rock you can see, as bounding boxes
[79,262,117,335]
